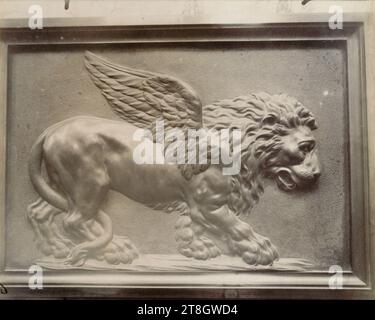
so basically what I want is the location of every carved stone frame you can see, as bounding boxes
[0,22,373,299]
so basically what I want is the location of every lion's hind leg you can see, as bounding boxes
[175,215,221,260]
[59,166,138,266]
[61,181,114,266]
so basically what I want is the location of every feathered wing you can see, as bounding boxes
[84,51,203,134]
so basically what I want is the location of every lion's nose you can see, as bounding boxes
[313,171,321,181]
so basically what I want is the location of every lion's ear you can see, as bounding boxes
[261,113,278,126]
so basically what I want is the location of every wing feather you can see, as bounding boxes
[84,51,203,132]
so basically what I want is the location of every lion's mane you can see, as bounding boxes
[203,92,317,216]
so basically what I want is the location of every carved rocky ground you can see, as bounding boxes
[37,254,315,272]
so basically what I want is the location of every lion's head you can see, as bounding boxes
[250,93,321,191]
[259,124,320,191]
[204,92,321,214]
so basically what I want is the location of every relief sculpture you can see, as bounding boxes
[26,52,321,270]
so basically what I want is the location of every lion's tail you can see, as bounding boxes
[28,123,68,212]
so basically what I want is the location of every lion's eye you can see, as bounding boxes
[298,141,315,154]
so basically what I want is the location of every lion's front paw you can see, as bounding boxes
[178,236,221,260]
[229,233,279,266]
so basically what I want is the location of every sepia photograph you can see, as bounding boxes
[0,0,374,303]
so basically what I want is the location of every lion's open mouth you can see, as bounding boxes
[275,169,297,191]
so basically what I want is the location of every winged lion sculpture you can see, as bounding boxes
[27,51,321,267]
